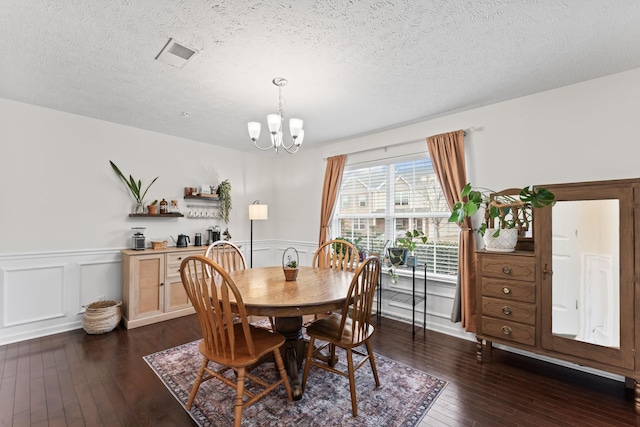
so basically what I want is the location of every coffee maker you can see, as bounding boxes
[131,227,146,250]
[206,226,221,245]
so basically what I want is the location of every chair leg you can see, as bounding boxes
[273,348,293,400]
[329,343,337,367]
[234,367,246,427]
[301,336,316,391]
[186,357,208,409]
[346,348,358,417]
[365,340,380,387]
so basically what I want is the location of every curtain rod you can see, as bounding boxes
[323,127,476,161]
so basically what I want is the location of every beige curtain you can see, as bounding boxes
[427,130,477,333]
[318,155,346,246]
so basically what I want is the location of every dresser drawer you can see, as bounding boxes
[167,250,205,278]
[481,297,536,325]
[480,278,535,303]
[480,254,535,282]
[481,317,535,346]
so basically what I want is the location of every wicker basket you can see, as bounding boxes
[151,241,168,249]
[283,267,299,281]
[83,300,122,334]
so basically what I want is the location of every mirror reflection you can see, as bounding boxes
[551,199,620,348]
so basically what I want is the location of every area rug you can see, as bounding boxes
[144,339,447,426]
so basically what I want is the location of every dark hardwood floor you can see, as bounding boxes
[1,315,639,426]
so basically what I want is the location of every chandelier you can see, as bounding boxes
[247,77,304,154]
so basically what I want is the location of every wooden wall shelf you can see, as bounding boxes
[128,213,184,217]
[184,195,219,201]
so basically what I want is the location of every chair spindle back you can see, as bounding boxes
[180,255,255,360]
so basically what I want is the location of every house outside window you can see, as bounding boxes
[334,156,459,277]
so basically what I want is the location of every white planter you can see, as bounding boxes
[483,228,519,252]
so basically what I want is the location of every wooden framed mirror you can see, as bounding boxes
[536,179,636,370]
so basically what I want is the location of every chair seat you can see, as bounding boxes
[199,323,286,368]
[306,313,375,348]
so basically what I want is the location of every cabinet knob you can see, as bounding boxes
[502,266,512,274]
[160,282,164,286]
[501,326,512,336]
[502,306,512,315]
[502,287,511,295]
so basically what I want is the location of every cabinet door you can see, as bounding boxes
[132,253,164,319]
[537,181,635,370]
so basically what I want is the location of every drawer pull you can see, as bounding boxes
[502,287,511,295]
[502,306,512,315]
[501,326,512,336]
[502,266,512,275]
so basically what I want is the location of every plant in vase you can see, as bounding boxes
[388,230,426,266]
[448,183,555,252]
[396,230,427,266]
[109,161,158,214]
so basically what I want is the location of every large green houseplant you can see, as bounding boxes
[110,161,158,213]
[448,183,555,251]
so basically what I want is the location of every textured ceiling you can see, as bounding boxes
[2,1,640,152]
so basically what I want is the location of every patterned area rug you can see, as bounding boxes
[144,338,447,426]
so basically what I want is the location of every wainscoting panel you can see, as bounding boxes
[78,260,122,309]
[0,242,472,346]
[0,249,122,345]
[2,264,65,327]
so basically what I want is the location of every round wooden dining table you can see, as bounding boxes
[227,265,354,399]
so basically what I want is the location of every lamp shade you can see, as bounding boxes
[289,118,303,137]
[249,204,268,220]
[267,114,281,134]
[247,122,261,141]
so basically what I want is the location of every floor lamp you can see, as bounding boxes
[248,201,268,268]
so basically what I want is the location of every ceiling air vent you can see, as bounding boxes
[155,38,199,69]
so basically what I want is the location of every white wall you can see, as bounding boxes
[272,67,640,243]
[0,98,276,253]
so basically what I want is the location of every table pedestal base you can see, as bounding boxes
[274,316,305,400]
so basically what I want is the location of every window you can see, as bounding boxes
[334,156,459,277]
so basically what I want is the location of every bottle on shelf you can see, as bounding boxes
[159,199,168,214]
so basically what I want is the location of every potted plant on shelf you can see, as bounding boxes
[110,161,159,214]
[217,179,232,223]
[395,230,428,266]
[448,183,555,252]
[387,230,426,266]
[147,200,158,214]
[282,247,299,281]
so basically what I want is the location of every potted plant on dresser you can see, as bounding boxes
[448,183,556,252]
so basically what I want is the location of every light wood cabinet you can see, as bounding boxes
[476,178,640,414]
[121,246,204,328]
